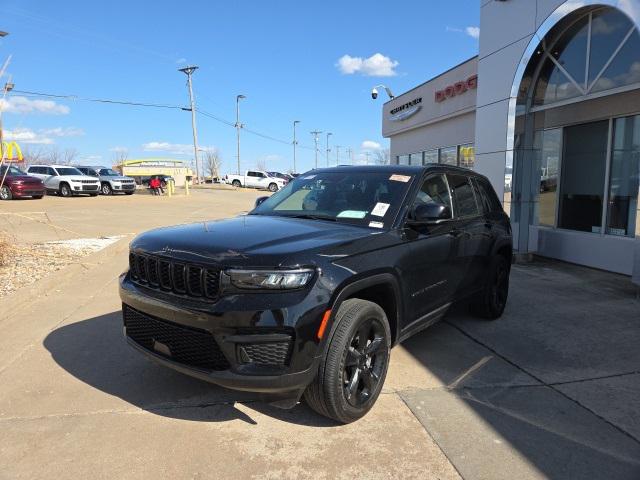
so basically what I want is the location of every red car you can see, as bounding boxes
[0,165,46,200]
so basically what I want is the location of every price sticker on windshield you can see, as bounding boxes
[369,221,384,228]
[389,174,411,182]
[371,202,390,217]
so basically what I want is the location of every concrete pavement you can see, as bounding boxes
[1,191,639,479]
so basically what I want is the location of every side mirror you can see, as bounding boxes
[409,203,451,224]
[254,196,269,208]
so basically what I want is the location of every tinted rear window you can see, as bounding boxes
[448,174,480,217]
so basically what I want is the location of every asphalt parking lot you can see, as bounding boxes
[1,190,639,479]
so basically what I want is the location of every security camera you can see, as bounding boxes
[371,88,378,100]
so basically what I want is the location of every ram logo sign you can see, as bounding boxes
[1,141,24,162]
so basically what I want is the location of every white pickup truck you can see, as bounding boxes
[225,170,287,192]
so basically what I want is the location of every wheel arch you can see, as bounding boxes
[327,273,402,346]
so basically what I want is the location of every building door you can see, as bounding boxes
[558,121,609,233]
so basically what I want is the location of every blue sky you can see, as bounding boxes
[0,0,480,174]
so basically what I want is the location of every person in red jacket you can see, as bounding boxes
[149,177,161,195]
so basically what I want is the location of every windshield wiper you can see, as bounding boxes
[281,213,338,222]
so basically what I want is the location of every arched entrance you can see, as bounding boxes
[508,2,640,275]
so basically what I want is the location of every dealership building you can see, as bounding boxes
[383,0,640,282]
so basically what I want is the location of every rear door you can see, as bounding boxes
[404,173,459,322]
[446,173,487,293]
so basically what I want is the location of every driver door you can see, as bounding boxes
[404,173,459,324]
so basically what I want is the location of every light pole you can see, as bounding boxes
[346,147,353,164]
[292,120,300,173]
[235,94,246,175]
[325,132,332,167]
[310,130,322,168]
[179,66,201,183]
[335,145,342,166]
[0,81,14,190]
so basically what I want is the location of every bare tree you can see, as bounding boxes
[43,147,61,165]
[63,148,78,165]
[112,148,128,166]
[374,148,390,165]
[202,148,222,180]
[21,145,46,167]
[256,158,267,171]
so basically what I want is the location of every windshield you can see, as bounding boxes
[251,171,414,227]
[99,168,119,176]
[55,167,83,176]
[0,165,26,176]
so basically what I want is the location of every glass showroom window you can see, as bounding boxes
[606,115,640,237]
[423,149,438,165]
[533,8,640,107]
[535,129,561,227]
[410,153,423,166]
[439,146,458,166]
[459,144,475,169]
[397,155,410,165]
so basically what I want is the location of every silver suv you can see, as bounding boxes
[26,165,100,197]
[76,166,136,195]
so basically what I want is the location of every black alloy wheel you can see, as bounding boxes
[471,254,510,319]
[0,185,12,200]
[304,298,391,423]
[342,318,388,408]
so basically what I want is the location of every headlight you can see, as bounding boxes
[227,268,314,289]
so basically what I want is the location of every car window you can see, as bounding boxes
[413,174,453,219]
[247,171,257,177]
[448,174,480,218]
[474,177,502,213]
[47,167,57,175]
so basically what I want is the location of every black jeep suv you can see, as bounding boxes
[120,165,512,423]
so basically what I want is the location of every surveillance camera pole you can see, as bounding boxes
[179,66,200,183]
[310,130,322,168]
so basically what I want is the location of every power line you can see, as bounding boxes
[10,89,184,110]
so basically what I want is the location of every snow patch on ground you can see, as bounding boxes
[44,236,125,253]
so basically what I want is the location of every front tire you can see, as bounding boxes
[101,183,113,195]
[59,183,72,197]
[470,254,510,319]
[304,299,391,423]
[0,185,12,200]
[268,182,278,192]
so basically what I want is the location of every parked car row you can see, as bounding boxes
[223,170,292,192]
[0,164,139,200]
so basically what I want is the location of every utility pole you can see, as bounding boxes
[365,151,371,164]
[310,130,322,168]
[325,132,332,167]
[235,94,246,175]
[346,147,353,164]
[292,120,300,173]
[179,66,201,183]
[335,145,342,166]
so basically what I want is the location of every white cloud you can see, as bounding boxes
[0,96,70,115]
[336,53,399,77]
[176,57,187,64]
[40,127,84,137]
[142,141,216,156]
[446,26,464,33]
[109,146,129,153]
[4,127,54,144]
[465,26,480,39]
[361,140,382,151]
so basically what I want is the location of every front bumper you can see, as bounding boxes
[12,184,45,197]
[119,273,330,396]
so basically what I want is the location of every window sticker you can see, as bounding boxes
[368,221,384,228]
[371,202,390,217]
[336,210,367,219]
[389,174,411,182]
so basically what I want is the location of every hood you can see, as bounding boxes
[104,176,133,181]
[130,215,386,267]
[68,175,99,181]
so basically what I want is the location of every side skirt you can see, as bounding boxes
[397,302,452,344]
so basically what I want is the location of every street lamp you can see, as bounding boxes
[235,94,246,175]
[325,132,332,167]
[179,65,201,183]
[371,84,395,100]
[292,120,300,174]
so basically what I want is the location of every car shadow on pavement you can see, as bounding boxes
[43,311,337,427]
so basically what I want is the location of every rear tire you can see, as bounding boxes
[232,180,241,188]
[59,183,72,197]
[470,254,510,319]
[0,185,12,200]
[304,299,391,423]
